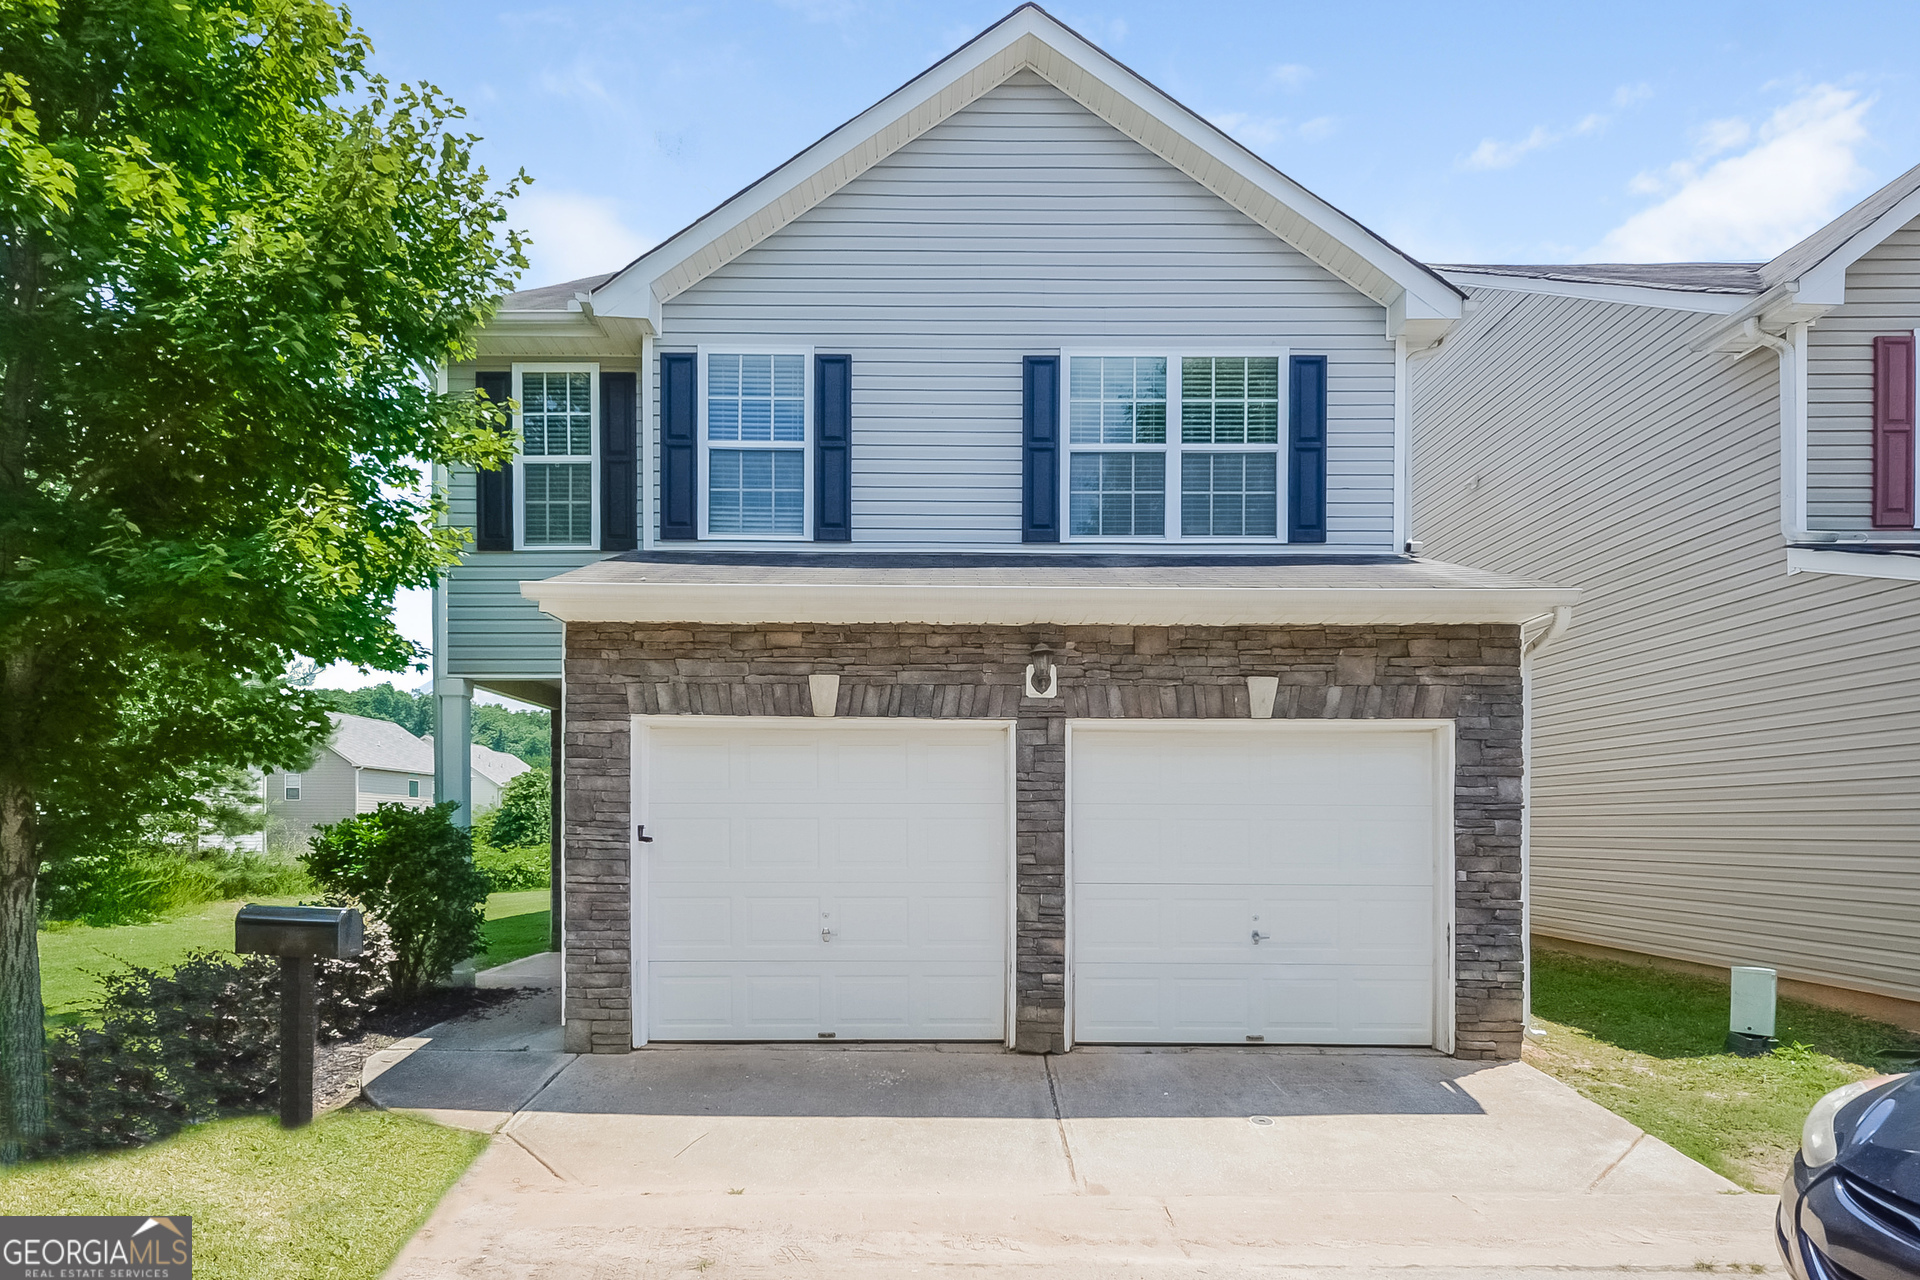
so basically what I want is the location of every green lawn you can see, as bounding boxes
[477,889,552,971]
[41,889,554,1020]
[1528,947,1920,1191]
[0,1110,484,1280]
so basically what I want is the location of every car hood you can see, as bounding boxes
[1839,1074,1920,1202]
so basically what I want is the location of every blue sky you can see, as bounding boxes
[326,0,1920,693]
[350,0,1920,287]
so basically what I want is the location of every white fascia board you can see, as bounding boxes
[472,309,651,360]
[1790,184,1920,305]
[1689,286,1833,353]
[1440,270,1752,315]
[1787,547,1920,583]
[586,7,1458,331]
[521,580,1580,627]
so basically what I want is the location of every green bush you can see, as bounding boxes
[303,802,489,999]
[37,938,388,1158]
[488,768,550,848]
[39,849,310,926]
[475,843,550,891]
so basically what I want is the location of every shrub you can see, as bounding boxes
[303,802,488,1000]
[474,842,550,891]
[487,768,550,848]
[36,937,388,1157]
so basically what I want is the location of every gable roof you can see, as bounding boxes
[582,3,1460,340]
[1761,158,1920,291]
[469,743,533,788]
[328,713,434,774]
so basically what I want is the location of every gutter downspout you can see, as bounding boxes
[1519,604,1575,1040]
[1743,318,1811,543]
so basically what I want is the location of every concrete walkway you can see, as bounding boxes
[371,963,1780,1278]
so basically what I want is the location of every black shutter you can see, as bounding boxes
[659,352,698,541]
[474,371,514,551]
[814,354,852,541]
[1288,355,1327,544]
[600,371,637,551]
[1022,356,1060,542]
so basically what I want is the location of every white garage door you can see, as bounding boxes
[635,720,1010,1043]
[1071,724,1445,1047]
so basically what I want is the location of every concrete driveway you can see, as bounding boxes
[372,956,1779,1278]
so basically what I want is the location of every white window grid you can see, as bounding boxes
[512,362,601,551]
[283,773,302,801]
[1060,348,1290,542]
[698,347,813,541]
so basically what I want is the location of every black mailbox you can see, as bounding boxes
[235,904,364,960]
[234,904,365,1129]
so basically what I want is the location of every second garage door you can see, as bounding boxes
[1070,723,1447,1047]
[636,720,1011,1043]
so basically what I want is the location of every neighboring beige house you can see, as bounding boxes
[1412,162,1920,1025]
[267,712,530,847]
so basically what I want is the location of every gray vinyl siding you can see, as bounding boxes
[443,360,639,680]
[357,768,432,813]
[1414,288,1920,1003]
[656,70,1396,548]
[1807,214,1920,528]
[263,748,358,849]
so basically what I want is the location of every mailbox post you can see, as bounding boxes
[235,905,364,1128]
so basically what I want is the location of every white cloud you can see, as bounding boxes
[1267,63,1312,91]
[1590,85,1872,262]
[1613,82,1654,108]
[1209,111,1336,149]
[514,189,651,287]
[1462,125,1556,171]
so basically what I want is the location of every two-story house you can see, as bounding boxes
[1413,161,1920,1028]
[431,5,1577,1059]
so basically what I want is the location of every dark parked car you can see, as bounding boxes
[1782,1072,1920,1279]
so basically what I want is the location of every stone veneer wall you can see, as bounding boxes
[562,623,1525,1059]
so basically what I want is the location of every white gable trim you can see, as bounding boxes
[1794,183,1920,306]
[587,5,1460,339]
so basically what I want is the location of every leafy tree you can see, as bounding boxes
[0,0,524,1160]
[473,704,551,769]
[303,803,488,1000]
[322,683,432,738]
[486,768,551,849]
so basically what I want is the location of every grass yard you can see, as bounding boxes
[1527,947,1920,1191]
[42,890,554,1021]
[0,1110,483,1280]
[477,889,552,971]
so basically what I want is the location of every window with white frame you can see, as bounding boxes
[705,352,807,536]
[1066,353,1285,540]
[516,366,597,547]
[408,779,420,798]
[283,773,302,801]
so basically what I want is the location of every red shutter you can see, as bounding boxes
[1873,334,1916,528]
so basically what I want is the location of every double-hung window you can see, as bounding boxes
[703,351,809,538]
[1064,351,1285,540]
[514,364,598,549]
[283,773,301,802]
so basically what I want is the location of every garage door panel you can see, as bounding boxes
[640,724,1009,1042]
[1071,726,1442,1047]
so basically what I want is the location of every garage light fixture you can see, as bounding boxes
[1025,645,1059,699]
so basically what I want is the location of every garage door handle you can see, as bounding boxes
[635,825,653,843]
[821,928,833,942]
[1251,931,1270,944]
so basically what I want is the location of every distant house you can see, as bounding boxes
[266,712,529,847]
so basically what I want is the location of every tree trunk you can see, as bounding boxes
[0,754,47,1165]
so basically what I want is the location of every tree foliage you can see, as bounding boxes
[303,802,488,1001]
[0,0,525,1159]
[486,767,550,849]
[322,682,551,767]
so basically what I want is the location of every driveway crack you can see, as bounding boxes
[1586,1131,1645,1192]
[1042,1054,1082,1191]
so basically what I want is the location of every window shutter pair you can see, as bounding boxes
[473,370,640,551]
[1017,354,1328,543]
[659,354,854,541]
[1873,334,1916,529]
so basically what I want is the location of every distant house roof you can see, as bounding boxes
[500,273,617,311]
[328,713,434,774]
[469,743,533,788]
[1432,262,1764,295]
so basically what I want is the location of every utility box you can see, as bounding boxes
[1727,966,1778,1057]
[234,904,364,960]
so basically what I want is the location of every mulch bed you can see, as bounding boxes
[317,987,522,1113]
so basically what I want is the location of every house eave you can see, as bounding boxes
[521,580,1579,628]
